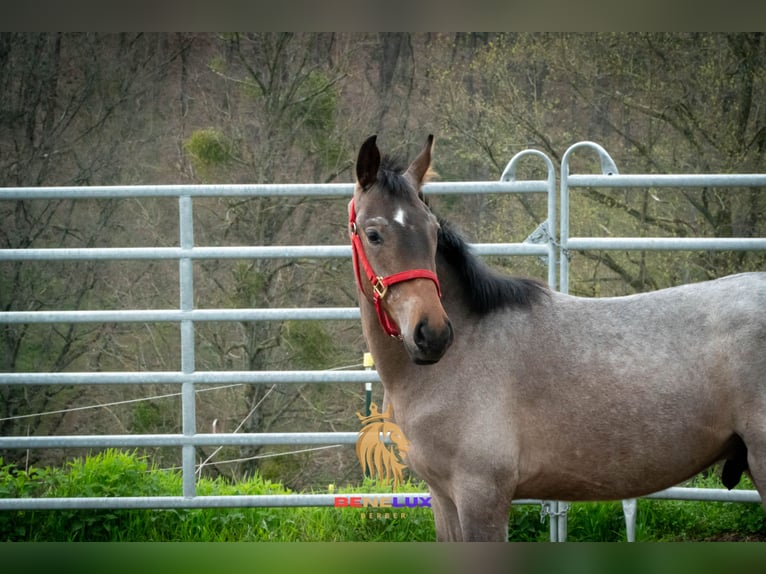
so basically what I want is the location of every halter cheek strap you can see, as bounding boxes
[348,199,441,339]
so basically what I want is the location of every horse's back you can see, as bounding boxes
[535,272,766,397]
[550,271,765,347]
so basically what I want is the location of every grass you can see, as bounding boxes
[633,474,766,541]
[1,450,764,541]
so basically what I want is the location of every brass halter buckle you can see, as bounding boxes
[373,276,388,299]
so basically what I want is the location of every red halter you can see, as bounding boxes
[348,198,442,339]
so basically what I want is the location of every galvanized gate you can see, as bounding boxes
[1,142,764,541]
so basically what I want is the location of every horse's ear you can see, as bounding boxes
[356,135,380,191]
[405,134,434,194]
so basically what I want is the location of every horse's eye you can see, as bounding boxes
[365,229,382,245]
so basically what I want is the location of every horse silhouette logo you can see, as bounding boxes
[355,403,410,489]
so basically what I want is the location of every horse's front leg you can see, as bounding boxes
[429,487,462,541]
[453,475,514,541]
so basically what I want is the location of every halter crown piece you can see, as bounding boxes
[348,198,442,339]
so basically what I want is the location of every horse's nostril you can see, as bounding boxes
[414,318,453,352]
[414,319,428,349]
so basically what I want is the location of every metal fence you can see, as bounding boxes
[0,148,556,518]
[1,142,764,542]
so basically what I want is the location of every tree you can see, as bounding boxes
[0,33,190,465]
[181,33,364,480]
[427,33,766,295]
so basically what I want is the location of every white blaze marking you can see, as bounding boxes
[393,207,407,227]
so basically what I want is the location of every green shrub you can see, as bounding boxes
[1,452,764,541]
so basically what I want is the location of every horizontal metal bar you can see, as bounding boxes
[0,432,360,449]
[0,307,361,324]
[4,174,759,202]
[644,486,761,503]
[0,245,410,262]
[0,180,549,201]
[0,369,382,385]
[0,493,544,511]
[568,173,766,188]
[471,243,549,256]
[566,237,766,251]
[0,487,758,511]
[425,181,550,194]
[0,494,356,510]
[0,245,353,261]
[0,183,353,200]
[0,242,546,262]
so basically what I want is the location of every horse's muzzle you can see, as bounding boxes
[410,317,454,365]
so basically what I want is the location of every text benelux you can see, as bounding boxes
[333,495,431,508]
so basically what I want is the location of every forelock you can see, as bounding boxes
[377,155,413,198]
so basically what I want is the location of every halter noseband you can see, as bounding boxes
[348,198,442,339]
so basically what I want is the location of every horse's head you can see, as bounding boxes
[350,134,453,364]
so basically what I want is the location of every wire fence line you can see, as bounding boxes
[0,361,368,422]
[0,383,241,423]
[1,363,369,476]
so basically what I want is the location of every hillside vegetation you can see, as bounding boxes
[1,33,765,492]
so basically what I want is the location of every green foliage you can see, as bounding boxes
[131,402,164,434]
[282,321,335,369]
[296,70,345,172]
[633,474,766,542]
[566,501,630,542]
[184,128,234,177]
[293,71,338,135]
[507,504,550,541]
[0,453,436,542]
[2,452,764,542]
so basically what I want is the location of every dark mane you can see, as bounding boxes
[377,155,412,197]
[437,218,548,313]
[372,152,546,312]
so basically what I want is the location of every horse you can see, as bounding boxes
[348,134,766,541]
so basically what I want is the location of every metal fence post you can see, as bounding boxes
[179,194,197,498]
[559,141,620,295]
[500,149,558,290]
[622,498,637,542]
